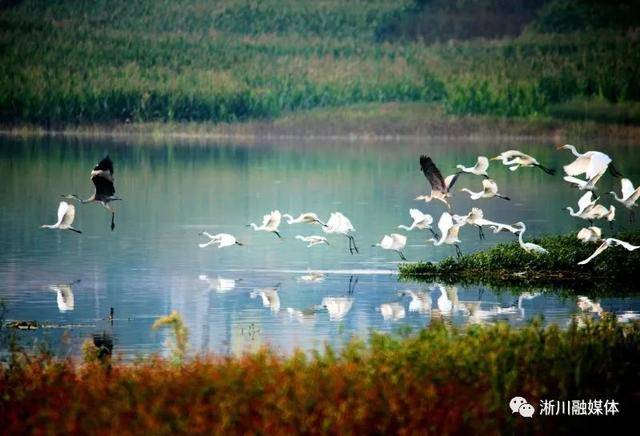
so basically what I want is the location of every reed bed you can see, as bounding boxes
[1,316,637,434]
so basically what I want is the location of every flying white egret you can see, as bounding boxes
[295,235,329,247]
[48,281,78,312]
[373,233,408,260]
[460,179,510,201]
[282,212,326,225]
[564,191,598,220]
[286,307,317,325]
[456,156,490,178]
[323,212,358,254]
[41,201,82,234]
[397,208,438,237]
[513,222,548,254]
[379,302,406,321]
[248,210,283,238]
[491,150,555,175]
[321,297,354,321]
[250,287,281,313]
[428,212,464,257]
[455,207,500,240]
[576,226,602,243]
[297,272,325,282]
[559,144,623,179]
[563,173,605,191]
[198,232,243,248]
[610,178,640,221]
[198,275,237,293]
[488,222,520,235]
[399,290,432,314]
[577,238,640,265]
[415,156,460,209]
[62,156,122,231]
[582,204,616,228]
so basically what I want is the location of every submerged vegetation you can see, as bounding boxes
[399,232,640,294]
[1,316,638,433]
[1,0,640,127]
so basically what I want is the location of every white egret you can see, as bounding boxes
[295,235,329,247]
[491,150,555,175]
[198,232,243,248]
[513,222,548,254]
[248,210,283,239]
[282,212,326,225]
[461,178,510,201]
[456,156,490,178]
[559,144,623,179]
[198,275,237,293]
[415,156,460,209]
[399,290,432,314]
[564,191,598,220]
[428,212,464,257]
[62,156,122,231]
[323,212,358,254]
[373,233,408,260]
[610,178,640,221]
[321,297,354,321]
[583,204,615,228]
[488,222,520,235]
[379,302,406,321]
[576,296,603,315]
[563,174,605,191]
[41,201,82,234]
[578,238,640,265]
[250,287,281,313]
[576,226,602,243]
[455,207,500,240]
[397,208,438,237]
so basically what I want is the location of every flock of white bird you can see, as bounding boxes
[43,146,639,267]
[193,144,639,264]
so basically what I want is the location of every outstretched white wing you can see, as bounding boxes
[262,210,281,229]
[437,212,454,237]
[60,204,76,227]
[482,179,498,195]
[578,240,610,265]
[563,155,591,176]
[585,153,611,180]
[476,156,489,173]
[609,238,640,251]
[563,175,587,188]
[56,201,70,226]
[390,233,407,249]
[577,191,594,213]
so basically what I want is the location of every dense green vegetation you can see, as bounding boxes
[1,316,637,433]
[1,0,640,126]
[400,232,640,294]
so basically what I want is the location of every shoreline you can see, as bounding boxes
[2,103,640,144]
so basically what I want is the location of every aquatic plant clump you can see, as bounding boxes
[399,232,640,292]
[0,316,638,433]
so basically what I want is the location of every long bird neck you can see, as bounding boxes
[398,224,414,231]
[566,145,580,157]
[249,223,260,230]
[611,191,624,202]
[518,228,526,245]
[41,224,56,229]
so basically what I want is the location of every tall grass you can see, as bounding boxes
[1,0,639,125]
[1,316,637,433]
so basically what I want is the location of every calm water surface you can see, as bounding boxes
[1,136,639,358]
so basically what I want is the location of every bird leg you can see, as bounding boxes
[274,231,283,239]
[455,244,462,258]
[349,235,359,254]
[111,212,115,231]
[347,235,354,255]
[398,251,407,261]
[429,228,440,239]
[478,226,485,240]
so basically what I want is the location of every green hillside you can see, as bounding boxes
[1,0,639,126]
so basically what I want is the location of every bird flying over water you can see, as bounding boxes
[461,179,510,201]
[248,210,283,239]
[456,156,490,178]
[397,208,438,237]
[41,201,81,234]
[428,212,464,257]
[198,232,243,248]
[283,212,325,225]
[491,150,555,175]
[323,212,358,254]
[577,226,602,243]
[559,144,622,179]
[373,233,408,261]
[610,178,640,221]
[62,156,122,231]
[415,156,459,209]
[295,235,329,247]
[578,238,639,265]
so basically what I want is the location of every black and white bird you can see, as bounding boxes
[415,156,459,209]
[456,156,490,178]
[62,156,121,231]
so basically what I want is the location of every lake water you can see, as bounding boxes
[1,135,639,359]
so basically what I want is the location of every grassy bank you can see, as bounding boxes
[1,1,640,126]
[4,102,640,143]
[399,232,640,294]
[1,316,637,433]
